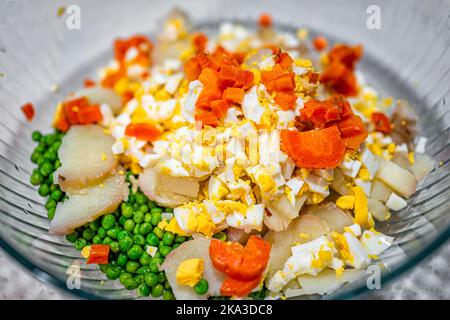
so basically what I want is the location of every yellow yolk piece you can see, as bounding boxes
[166,217,190,236]
[352,186,373,229]
[81,245,91,259]
[176,258,204,287]
[336,195,356,210]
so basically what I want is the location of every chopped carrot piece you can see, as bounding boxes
[335,114,367,150]
[21,102,35,122]
[62,96,89,124]
[280,126,346,169]
[101,67,125,88]
[274,74,295,91]
[86,244,109,265]
[300,98,341,128]
[125,123,161,141]
[198,67,219,85]
[258,13,273,27]
[210,99,230,118]
[84,79,96,88]
[275,52,294,69]
[313,36,328,51]
[221,276,262,297]
[114,35,153,63]
[192,32,208,53]
[274,92,297,111]
[209,236,271,281]
[77,105,102,124]
[371,112,392,134]
[195,111,219,127]
[184,57,202,81]
[260,64,285,83]
[222,87,244,103]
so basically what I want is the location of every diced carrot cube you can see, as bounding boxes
[184,57,202,81]
[77,105,102,124]
[274,92,297,110]
[222,87,245,103]
[210,99,230,118]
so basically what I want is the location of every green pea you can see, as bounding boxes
[121,203,133,218]
[103,236,113,245]
[117,230,131,241]
[30,171,44,186]
[118,216,127,226]
[101,214,116,230]
[65,231,79,243]
[138,204,148,214]
[109,241,120,253]
[124,278,139,290]
[38,183,50,197]
[74,238,87,250]
[150,212,162,226]
[164,208,174,213]
[153,226,164,239]
[135,192,148,205]
[194,279,209,295]
[139,222,153,236]
[89,220,101,231]
[139,251,152,266]
[175,235,187,243]
[144,272,159,287]
[146,233,159,246]
[134,274,144,285]
[158,272,167,283]
[82,228,95,241]
[43,134,57,146]
[119,272,133,286]
[136,266,151,275]
[133,234,146,246]
[51,140,62,151]
[54,159,61,169]
[97,227,106,238]
[31,151,42,164]
[106,267,122,280]
[133,211,144,224]
[248,289,268,300]
[149,258,163,273]
[126,261,140,273]
[45,199,56,210]
[119,236,133,252]
[127,192,135,204]
[50,184,58,192]
[50,189,63,202]
[39,162,54,177]
[144,213,152,223]
[147,200,157,209]
[43,149,57,162]
[173,243,180,249]
[32,130,42,142]
[164,280,171,290]
[133,223,140,235]
[127,244,143,260]
[92,235,102,244]
[151,207,163,214]
[213,231,227,242]
[99,263,110,273]
[117,253,128,267]
[163,290,175,300]
[106,226,121,239]
[35,144,46,153]
[138,283,150,297]
[151,284,164,298]
[124,219,135,232]
[47,207,56,220]
[159,246,172,257]
[36,157,46,167]
[162,232,175,246]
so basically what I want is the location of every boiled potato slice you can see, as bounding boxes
[74,87,122,114]
[49,172,128,235]
[368,198,390,222]
[304,202,353,233]
[139,168,199,208]
[160,237,226,300]
[263,194,307,232]
[370,179,392,203]
[376,159,417,198]
[411,154,434,181]
[264,214,327,281]
[54,125,118,191]
[330,169,351,195]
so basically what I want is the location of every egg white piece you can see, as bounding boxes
[385,192,407,211]
[361,230,394,257]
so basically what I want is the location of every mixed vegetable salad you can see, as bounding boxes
[26,11,435,300]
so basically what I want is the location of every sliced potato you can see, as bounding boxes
[74,87,122,114]
[160,237,226,300]
[305,202,353,233]
[226,228,260,245]
[49,172,128,235]
[370,179,392,203]
[331,169,351,195]
[368,198,390,222]
[263,194,307,231]
[54,125,118,191]
[264,214,327,281]
[139,168,199,208]
[411,153,434,181]
[375,159,417,198]
[391,152,412,172]
[297,268,365,296]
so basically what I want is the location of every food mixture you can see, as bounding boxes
[26,11,435,299]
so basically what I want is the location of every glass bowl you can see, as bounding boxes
[0,0,449,299]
